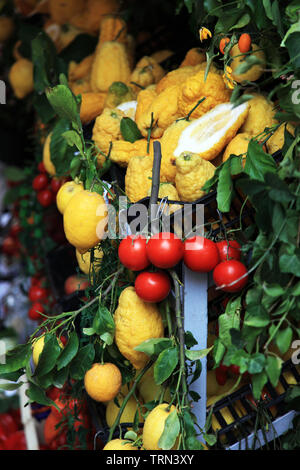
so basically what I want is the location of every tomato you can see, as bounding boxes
[146,232,184,269]
[213,260,248,293]
[10,221,22,238]
[29,286,47,302]
[215,368,227,386]
[118,235,150,271]
[238,33,252,53]
[37,189,53,207]
[51,178,62,194]
[135,271,171,303]
[0,413,19,436]
[2,236,18,255]
[216,240,241,262]
[229,365,240,376]
[51,397,85,421]
[220,37,230,54]
[183,236,219,272]
[38,162,46,173]
[46,386,62,402]
[28,302,45,321]
[32,174,48,191]
[4,431,27,450]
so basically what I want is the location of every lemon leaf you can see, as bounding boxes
[134,338,173,357]
[158,409,180,450]
[120,117,143,143]
[154,347,179,385]
[34,334,62,378]
[244,139,277,182]
[56,331,79,371]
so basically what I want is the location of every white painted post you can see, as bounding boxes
[183,265,208,441]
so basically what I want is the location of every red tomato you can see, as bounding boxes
[183,236,219,272]
[118,235,150,271]
[4,431,27,450]
[146,232,184,269]
[216,240,241,262]
[238,33,252,53]
[229,365,240,376]
[51,397,85,421]
[64,275,89,295]
[28,302,45,321]
[32,174,48,191]
[135,271,171,303]
[2,236,17,255]
[10,221,22,238]
[0,413,19,436]
[29,286,47,302]
[213,260,248,293]
[215,368,227,386]
[51,178,62,194]
[38,162,47,173]
[219,37,230,54]
[37,189,53,207]
[46,386,62,402]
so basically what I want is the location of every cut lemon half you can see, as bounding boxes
[116,100,137,120]
[174,102,249,161]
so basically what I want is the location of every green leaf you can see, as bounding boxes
[185,347,213,361]
[53,366,69,389]
[279,248,300,276]
[244,304,270,327]
[229,12,251,30]
[0,344,31,375]
[0,382,23,391]
[275,327,293,354]
[62,130,84,154]
[185,331,198,349]
[244,141,277,182]
[218,297,242,348]
[266,355,283,387]
[4,166,26,182]
[31,32,58,93]
[56,332,79,371]
[262,283,285,297]
[252,371,268,400]
[69,344,95,380]
[46,84,81,131]
[50,118,77,176]
[213,337,226,366]
[154,347,179,385]
[26,382,58,409]
[216,159,234,212]
[92,305,115,346]
[34,335,62,377]
[248,353,266,374]
[135,338,173,357]
[158,409,180,450]
[120,117,143,143]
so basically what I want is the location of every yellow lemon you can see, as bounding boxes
[142,403,178,450]
[63,190,108,252]
[103,439,138,450]
[137,365,171,404]
[32,336,63,366]
[56,181,84,214]
[43,133,56,176]
[0,17,15,42]
[84,362,122,402]
[9,59,34,99]
[106,394,144,428]
[230,43,266,83]
[76,245,103,275]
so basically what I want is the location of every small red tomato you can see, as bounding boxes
[230,365,240,376]
[183,236,219,272]
[135,271,171,303]
[218,363,229,373]
[219,37,230,54]
[28,302,45,321]
[38,162,47,173]
[37,189,53,207]
[1,236,17,255]
[29,286,47,302]
[32,174,48,191]
[4,431,27,450]
[51,178,62,194]
[238,33,252,53]
[10,221,22,238]
[146,232,184,269]
[0,413,18,437]
[213,260,248,293]
[118,235,150,271]
[216,240,241,262]
[215,368,227,386]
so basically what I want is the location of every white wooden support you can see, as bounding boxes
[183,264,208,441]
[19,375,39,450]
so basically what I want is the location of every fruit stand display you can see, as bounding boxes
[0,0,299,452]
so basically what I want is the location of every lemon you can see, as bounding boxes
[103,439,138,450]
[230,43,266,83]
[84,362,122,402]
[76,246,103,275]
[222,132,253,165]
[114,287,164,370]
[106,394,144,428]
[0,17,15,42]
[137,365,171,403]
[241,93,277,136]
[142,403,178,450]
[174,102,249,161]
[63,190,108,252]
[56,181,84,214]
[266,124,295,155]
[9,59,34,99]
[43,133,56,176]
[32,336,63,366]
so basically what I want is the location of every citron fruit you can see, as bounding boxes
[142,403,178,450]
[9,58,34,99]
[114,287,164,370]
[241,93,277,136]
[174,102,249,161]
[0,17,15,42]
[116,100,137,120]
[230,43,266,83]
[84,362,122,402]
[106,394,144,428]
[63,190,108,252]
[137,365,172,403]
[103,439,138,450]
[56,181,84,214]
[43,133,56,176]
[266,123,295,155]
[222,132,253,165]
[32,336,63,366]
[76,246,103,275]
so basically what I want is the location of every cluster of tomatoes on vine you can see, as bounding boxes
[219,32,252,55]
[28,274,53,322]
[32,162,63,208]
[1,218,22,258]
[118,233,248,303]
